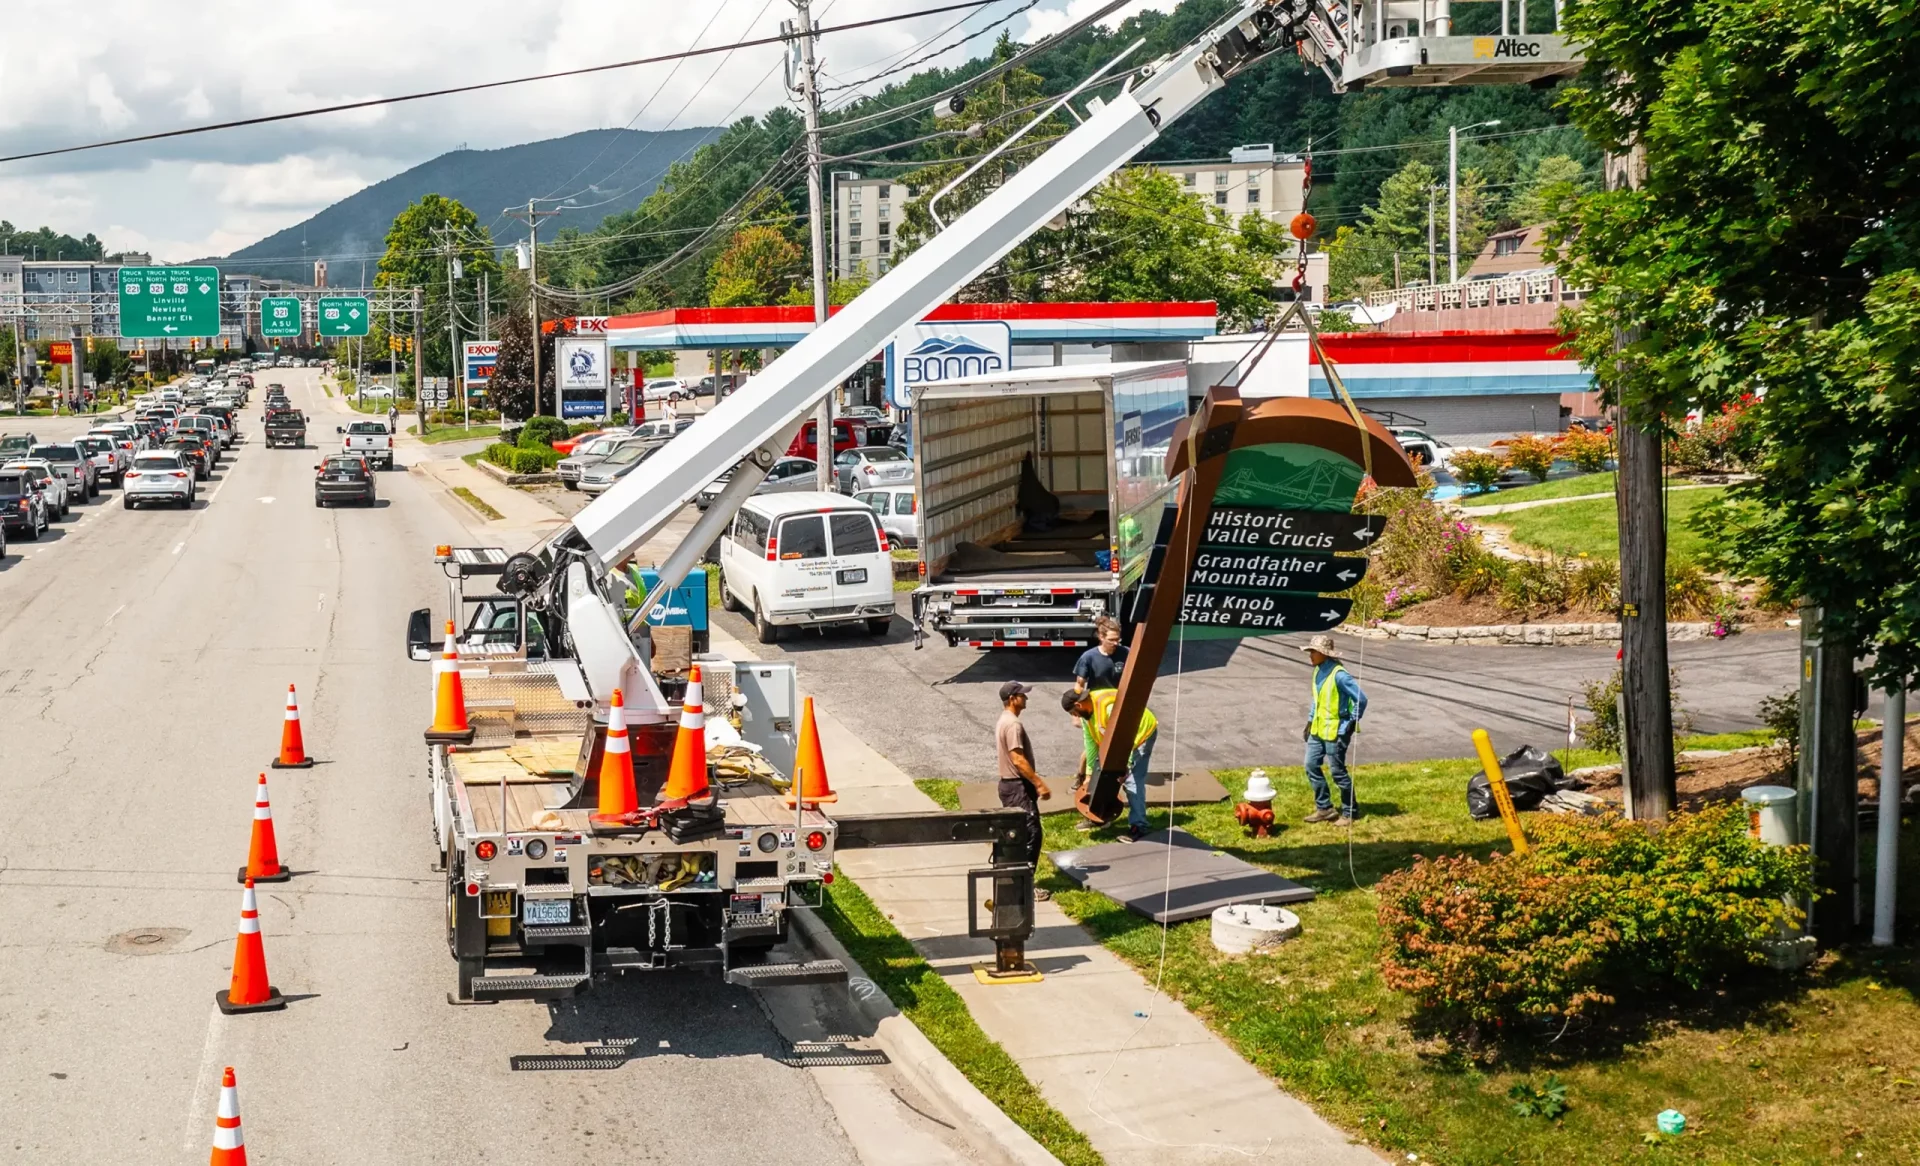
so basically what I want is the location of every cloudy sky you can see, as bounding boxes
[0,0,1175,262]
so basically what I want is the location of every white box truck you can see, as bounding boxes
[909,360,1187,649]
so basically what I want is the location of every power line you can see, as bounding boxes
[819,0,1039,94]
[0,0,1001,166]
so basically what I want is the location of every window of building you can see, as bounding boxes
[1182,172,1196,187]
[877,258,890,274]
[878,204,889,221]
[879,239,891,254]
[879,184,891,199]
[1214,191,1228,206]
[1494,235,1522,257]
[66,271,81,285]
[1246,187,1260,204]
[1215,171,1230,187]
[849,187,862,203]
[848,222,862,238]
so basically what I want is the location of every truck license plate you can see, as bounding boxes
[1004,626,1030,639]
[837,568,867,584]
[521,898,572,925]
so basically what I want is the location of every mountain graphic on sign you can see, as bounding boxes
[907,335,1000,357]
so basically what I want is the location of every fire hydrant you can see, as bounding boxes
[1235,769,1278,838]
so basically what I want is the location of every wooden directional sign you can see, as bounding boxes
[1178,590,1352,633]
[1188,548,1368,593]
[1201,507,1388,555]
[261,296,301,338]
[118,266,220,339]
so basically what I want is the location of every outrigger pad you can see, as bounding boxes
[1049,828,1315,924]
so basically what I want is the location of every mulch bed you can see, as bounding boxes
[1583,722,1920,812]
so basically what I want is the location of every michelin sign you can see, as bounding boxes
[885,321,1011,409]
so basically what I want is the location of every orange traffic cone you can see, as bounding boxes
[236,773,291,884]
[592,688,639,821]
[271,684,313,769]
[208,1066,248,1165]
[424,620,476,745]
[785,696,838,807]
[217,879,285,1015]
[661,665,710,803]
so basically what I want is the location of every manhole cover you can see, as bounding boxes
[106,927,188,955]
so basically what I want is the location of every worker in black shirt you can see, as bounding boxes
[1072,616,1127,694]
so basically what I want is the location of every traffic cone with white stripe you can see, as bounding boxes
[661,665,710,803]
[591,687,639,822]
[216,879,285,1015]
[424,619,475,745]
[785,696,837,807]
[270,684,313,769]
[236,773,291,884]
[208,1066,248,1165]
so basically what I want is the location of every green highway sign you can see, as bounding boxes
[317,296,370,337]
[118,266,221,339]
[261,296,302,338]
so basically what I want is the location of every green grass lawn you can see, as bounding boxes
[1491,486,1727,563]
[409,423,500,445]
[913,748,1920,1165]
[1458,472,1618,507]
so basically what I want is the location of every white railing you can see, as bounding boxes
[1364,268,1587,314]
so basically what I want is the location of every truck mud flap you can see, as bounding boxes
[725,959,848,989]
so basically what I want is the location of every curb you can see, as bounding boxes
[786,907,1063,1166]
[1337,619,1723,646]
[472,458,559,487]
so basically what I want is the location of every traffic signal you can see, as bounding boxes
[388,336,411,354]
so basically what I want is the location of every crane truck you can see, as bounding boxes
[409,0,1579,1003]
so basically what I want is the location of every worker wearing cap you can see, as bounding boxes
[995,681,1051,897]
[1301,633,1367,823]
[1064,687,1158,842]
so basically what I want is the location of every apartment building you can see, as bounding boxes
[831,144,1307,281]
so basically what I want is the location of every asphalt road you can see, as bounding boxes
[711,602,1803,783]
[0,371,960,1164]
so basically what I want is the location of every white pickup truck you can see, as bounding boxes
[339,420,394,470]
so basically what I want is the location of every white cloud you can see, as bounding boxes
[1022,0,1180,43]
[0,1,1105,259]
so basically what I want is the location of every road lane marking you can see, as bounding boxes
[181,1005,230,1152]
[105,603,126,625]
[257,496,275,504]
[172,542,185,555]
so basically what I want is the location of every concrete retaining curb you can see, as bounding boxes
[1338,619,1720,646]
[471,457,558,487]
[787,908,1063,1166]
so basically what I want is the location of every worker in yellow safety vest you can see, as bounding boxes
[1300,633,1368,824]
[1064,686,1158,842]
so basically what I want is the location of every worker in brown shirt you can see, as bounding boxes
[995,680,1052,899]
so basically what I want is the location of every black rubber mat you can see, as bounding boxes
[1048,827,1315,924]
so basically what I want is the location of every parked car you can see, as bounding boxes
[75,436,127,487]
[832,445,913,494]
[0,467,48,540]
[641,377,693,403]
[124,451,196,508]
[577,438,663,496]
[695,456,818,510]
[718,491,896,642]
[853,488,918,547]
[552,426,630,457]
[4,459,68,519]
[314,455,377,506]
[556,434,632,490]
[787,417,870,462]
[631,417,696,443]
[30,443,100,501]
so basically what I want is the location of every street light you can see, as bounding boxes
[1449,119,1501,283]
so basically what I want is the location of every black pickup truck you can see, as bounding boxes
[264,409,306,449]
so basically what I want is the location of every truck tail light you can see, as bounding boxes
[805,831,827,852]
[474,840,497,861]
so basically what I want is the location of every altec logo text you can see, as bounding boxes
[1472,37,1544,58]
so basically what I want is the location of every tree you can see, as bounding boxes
[1503,154,1588,231]
[707,226,804,307]
[1325,160,1440,296]
[1049,167,1289,329]
[374,194,500,380]
[489,308,536,421]
[1553,0,1920,688]
[778,271,872,308]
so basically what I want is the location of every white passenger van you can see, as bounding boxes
[719,491,896,642]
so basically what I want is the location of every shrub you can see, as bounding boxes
[1758,690,1800,759]
[518,415,569,449]
[1567,556,1620,612]
[1578,666,1695,753]
[1505,433,1558,483]
[1450,448,1506,493]
[1498,557,1569,615]
[1560,427,1614,473]
[511,446,560,474]
[1450,543,1510,600]
[1377,804,1814,1031]
[1666,559,1717,619]
[481,441,518,469]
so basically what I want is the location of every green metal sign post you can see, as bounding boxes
[317,296,371,337]
[117,266,221,339]
[261,296,302,338]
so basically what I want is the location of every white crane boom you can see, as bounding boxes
[561,0,1304,575]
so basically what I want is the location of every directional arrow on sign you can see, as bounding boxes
[162,325,177,333]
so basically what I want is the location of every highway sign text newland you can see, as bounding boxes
[317,296,371,337]
[118,266,220,339]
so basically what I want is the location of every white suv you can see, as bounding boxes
[719,492,895,643]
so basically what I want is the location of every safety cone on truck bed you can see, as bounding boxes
[270,684,313,769]
[592,687,639,821]
[217,879,285,1014]
[424,620,476,745]
[785,696,837,807]
[208,1066,249,1165]
[661,665,710,803]
[236,773,291,884]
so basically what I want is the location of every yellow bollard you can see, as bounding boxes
[1472,728,1531,856]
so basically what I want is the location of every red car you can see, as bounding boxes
[787,417,869,462]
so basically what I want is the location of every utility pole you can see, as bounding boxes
[788,0,835,490]
[1797,602,1859,942]
[1448,120,1500,284]
[412,287,425,436]
[1427,188,1438,285]
[435,224,467,429]
[504,200,560,415]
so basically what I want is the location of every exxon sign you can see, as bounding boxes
[886,321,1011,409]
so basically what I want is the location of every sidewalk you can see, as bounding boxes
[710,622,1386,1166]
